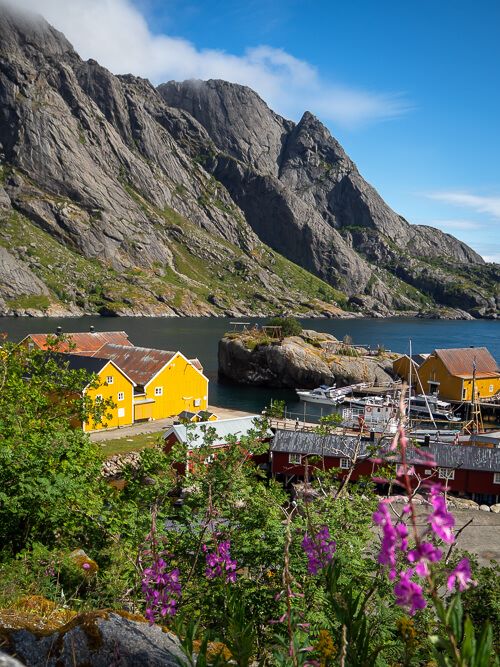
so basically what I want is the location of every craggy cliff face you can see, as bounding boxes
[0,5,498,318]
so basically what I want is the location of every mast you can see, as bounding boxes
[408,339,412,423]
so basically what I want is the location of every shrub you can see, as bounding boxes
[267,316,302,337]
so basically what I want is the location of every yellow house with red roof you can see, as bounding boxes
[95,344,208,421]
[414,347,500,402]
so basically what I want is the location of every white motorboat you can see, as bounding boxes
[409,394,461,422]
[296,384,350,405]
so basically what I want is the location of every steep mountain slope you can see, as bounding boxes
[0,6,498,318]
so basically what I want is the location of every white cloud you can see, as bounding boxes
[427,191,500,219]
[11,0,410,127]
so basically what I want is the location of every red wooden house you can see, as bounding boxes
[271,430,500,505]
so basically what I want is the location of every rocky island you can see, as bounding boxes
[218,324,396,388]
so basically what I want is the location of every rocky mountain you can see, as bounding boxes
[0,5,498,318]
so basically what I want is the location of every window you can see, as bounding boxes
[117,391,125,401]
[494,472,500,485]
[194,398,201,407]
[340,458,350,469]
[106,375,114,385]
[288,453,301,464]
[118,408,125,418]
[462,388,466,399]
[155,387,163,396]
[438,467,455,480]
[489,385,494,393]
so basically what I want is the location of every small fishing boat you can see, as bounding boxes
[408,394,461,422]
[341,400,398,435]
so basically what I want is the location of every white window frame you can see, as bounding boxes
[194,398,201,407]
[155,386,163,396]
[118,407,125,418]
[288,453,301,464]
[117,391,125,401]
[493,472,500,485]
[340,458,350,469]
[489,384,494,393]
[438,467,455,480]
[106,375,114,385]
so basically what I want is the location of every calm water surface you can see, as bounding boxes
[1,316,499,417]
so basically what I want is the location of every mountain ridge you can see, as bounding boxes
[0,5,498,319]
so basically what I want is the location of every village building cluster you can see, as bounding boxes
[22,329,209,432]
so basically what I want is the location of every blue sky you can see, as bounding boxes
[19,0,500,261]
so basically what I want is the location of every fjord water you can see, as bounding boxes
[1,317,499,417]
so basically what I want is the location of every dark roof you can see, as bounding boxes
[95,344,177,385]
[433,347,500,378]
[62,353,111,375]
[272,429,500,472]
[272,430,367,458]
[26,331,133,353]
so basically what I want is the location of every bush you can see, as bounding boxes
[267,316,302,337]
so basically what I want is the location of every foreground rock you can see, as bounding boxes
[1,612,184,667]
[218,329,395,388]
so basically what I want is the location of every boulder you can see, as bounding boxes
[0,651,25,667]
[490,503,500,514]
[451,498,479,510]
[479,504,491,512]
[2,612,184,667]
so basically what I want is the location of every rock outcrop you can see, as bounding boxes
[218,329,395,388]
[1,611,184,666]
[0,5,498,318]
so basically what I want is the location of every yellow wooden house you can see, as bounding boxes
[63,354,136,432]
[412,347,500,402]
[95,345,209,421]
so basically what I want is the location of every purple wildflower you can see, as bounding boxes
[372,501,408,580]
[82,562,91,571]
[447,558,476,592]
[428,486,455,544]
[141,557,181,624]
[204,540,238,583]
[394,569,427,616]
[301,525,336,575]
[407,541,442,578]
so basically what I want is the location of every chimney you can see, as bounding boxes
[90,325,95,334]
[56,326,62,336]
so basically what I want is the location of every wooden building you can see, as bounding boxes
[416,347,500,401]
[62,354,135,432]
[270,430,500,505]
[22,330,133,354]
[95,345,209,422]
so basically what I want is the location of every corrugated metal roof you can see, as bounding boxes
[164,416,269,447]
[271,429,500,472]
[272,430,364,457]
[433,347,499,378]
[96,344,177,386]
[27,331,133,353]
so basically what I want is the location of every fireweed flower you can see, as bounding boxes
[428,485,455,544]
[447,558,476,592]
[301,525,336,575]
[204,540,238,583]
[141,557,181,624]
[373,501,408,580]
[407,541,442,578]
[394,569,427,616]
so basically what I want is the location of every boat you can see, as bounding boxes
[343,394,397,410]
[341,400,398,435]
[296,385,349,405]
[408,394,461,422]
